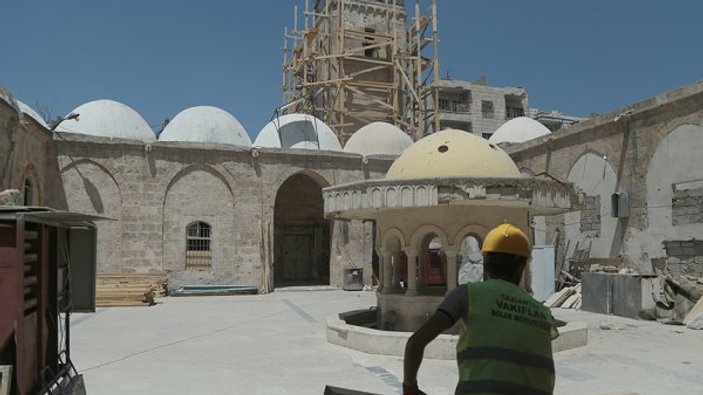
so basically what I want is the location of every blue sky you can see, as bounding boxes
[2,1,701,138]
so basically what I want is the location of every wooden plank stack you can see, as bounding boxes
[544,283,582,309]
[96,272,167,307]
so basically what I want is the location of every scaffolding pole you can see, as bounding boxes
[282,0,440,144]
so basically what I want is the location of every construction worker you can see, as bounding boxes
[402,223,558,395]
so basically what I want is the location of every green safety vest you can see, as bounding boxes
[455,279,556,395]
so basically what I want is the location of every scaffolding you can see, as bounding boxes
[282,0,440,143]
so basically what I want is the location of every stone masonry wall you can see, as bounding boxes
[508,81,703,274]
[0,95,59,207]
[663,239,703,277]
[55,134,391,292]
[580,195,601,234]
[672,186,703,225]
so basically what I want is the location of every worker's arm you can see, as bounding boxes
[403,311,454,394]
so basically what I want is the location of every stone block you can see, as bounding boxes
[681,247,696,256]
[0,189,22,206]
[681,240,696,248]
[667,263,689,276]
[667,256,681,264]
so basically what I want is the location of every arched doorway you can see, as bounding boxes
[274,172,330,287]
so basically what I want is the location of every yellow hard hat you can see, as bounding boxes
[481,223,531,259]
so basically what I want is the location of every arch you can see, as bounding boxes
[273,171,330,287]
[60,158,123,272]
[382,227,407,250]
[271,168,331,194]
[567,149,614,180]
[409,224,449,252]
[162,163,236,278]
[380,227,407,291]
[162,163,236,208]
[564,151,618,259]
[60,158,123,195]
[20,162,42,205]
[642,123,703,262]
[409,225,450,289]
[452,223,489,248]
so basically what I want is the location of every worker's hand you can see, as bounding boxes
[402,382,428,395]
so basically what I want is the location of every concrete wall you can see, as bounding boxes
[54,134,392,291]
[509,80,703,276]
[437,79,528,137]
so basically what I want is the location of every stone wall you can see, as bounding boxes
[508,80,703,275]
[0,90,60,207]
[672,186,703,226]
[579,195,601,234]
[54,134,391,292]
[663,240,703,277]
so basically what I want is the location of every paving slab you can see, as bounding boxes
[69,291,703,394]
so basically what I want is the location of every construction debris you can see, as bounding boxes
[544,283,582,309]
[96,272,167,307]
[687,314,703,330]
[598,321,612,330]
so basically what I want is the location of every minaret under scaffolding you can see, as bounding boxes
[282,0,440,144]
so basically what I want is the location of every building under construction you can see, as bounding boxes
[282,0,440,143]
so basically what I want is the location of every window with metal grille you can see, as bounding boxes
[186,221,212,270]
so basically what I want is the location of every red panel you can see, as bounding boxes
[424,251,447,286]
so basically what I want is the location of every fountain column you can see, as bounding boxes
[405,249,418,296]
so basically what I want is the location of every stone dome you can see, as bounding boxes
[254,114,342,151]
[386,129,519,179]
[343,122,413,156]
[17,100,49,129]
[159,106,251,146]
[54,99,156,142]
[488,116,550,145]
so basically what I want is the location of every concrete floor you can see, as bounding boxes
[69,290,703,395]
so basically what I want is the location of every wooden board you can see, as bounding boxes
[562,294,580,309]
[96,272,163,307]
[545,287,574,308]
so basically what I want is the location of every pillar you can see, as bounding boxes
[445,247,458,294]
[406,249,418,296]
[391,251,403,291]
[380,249,393,294]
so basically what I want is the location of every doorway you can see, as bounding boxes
[274,172,330,287]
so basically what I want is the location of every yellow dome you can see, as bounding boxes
[385,129,519,179]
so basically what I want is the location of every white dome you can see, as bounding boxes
[254,114,342,151]
[489,117,551,145]
[159,106,251,146]
[17,100,49,129]
[54,99,155,142]
[343,122,413,156]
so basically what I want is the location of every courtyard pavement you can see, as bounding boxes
[69,289,703,394]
